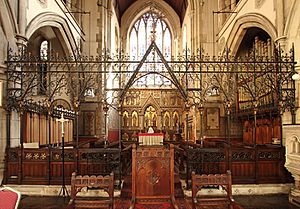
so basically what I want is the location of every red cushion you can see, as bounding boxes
[0,190,19,209]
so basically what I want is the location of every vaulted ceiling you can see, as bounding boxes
[114,0,188,24]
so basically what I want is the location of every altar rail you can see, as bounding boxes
[183,143,292,186]
[4,147,121,185]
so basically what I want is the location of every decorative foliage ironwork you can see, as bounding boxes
[5,44,296,117]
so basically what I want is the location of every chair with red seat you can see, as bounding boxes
[0,186,21,209]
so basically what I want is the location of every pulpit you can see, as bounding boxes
[138,133,164,145]
[130,144,178,208]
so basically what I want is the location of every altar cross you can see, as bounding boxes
[56,113,69,136]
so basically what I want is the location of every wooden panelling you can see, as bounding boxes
[4,145,291,185]
[5,147,120,185]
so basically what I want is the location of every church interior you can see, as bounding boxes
[1,0,300,208]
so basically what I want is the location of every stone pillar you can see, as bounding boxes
[106,10,112,50]
[275,0,286,49]
[188,10,195,52]
[16,0,28,49]
[218,0,226,27]
[97,0,108,52]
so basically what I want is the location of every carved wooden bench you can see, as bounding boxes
[67,172,114,209]
[191,170,243,209]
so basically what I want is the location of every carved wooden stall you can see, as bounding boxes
[130,144,178,208]
[183,142,292,186]
[4,147,121,185]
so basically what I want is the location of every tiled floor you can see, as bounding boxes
[18,194,300,209]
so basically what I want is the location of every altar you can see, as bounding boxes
[138,133,164,145]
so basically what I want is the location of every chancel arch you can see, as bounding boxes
[26,12,79,55]
[226,13,277,56]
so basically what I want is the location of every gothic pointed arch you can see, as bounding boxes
[140,94,160,114]
[120,0,181,52]
[0,0,19,45]
[25,12,80,56]
[226,13,277,56]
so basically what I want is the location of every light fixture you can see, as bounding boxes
[292,73,300,81]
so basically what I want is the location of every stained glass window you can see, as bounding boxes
[129,12,172,87]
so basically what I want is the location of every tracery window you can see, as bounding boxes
[129,12,172,87]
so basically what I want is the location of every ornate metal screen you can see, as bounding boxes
[5,43,296,131]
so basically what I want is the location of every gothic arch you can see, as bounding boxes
[120,0,181,52]
[0,0,19,44]
[226,13,277,56]
[25,12,79,56]
[141,95,160,114]
[286,134,300,154]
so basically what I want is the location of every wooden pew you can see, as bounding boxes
[191,170,243,209]
[67,172,114,209]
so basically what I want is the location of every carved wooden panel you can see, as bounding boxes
[131,145,177,207]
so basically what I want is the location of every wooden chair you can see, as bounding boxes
[67,172,114,209]
[0,186,21,209]
[191,170,241,209]
[130,144,178,209]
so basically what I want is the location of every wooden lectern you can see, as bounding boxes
[130,144,178,209]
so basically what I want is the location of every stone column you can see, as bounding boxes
[218,0,226,27]
[275,0,286,49]
[97,0,108,52]
[16,0,28,49]
[106,10,112,50]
